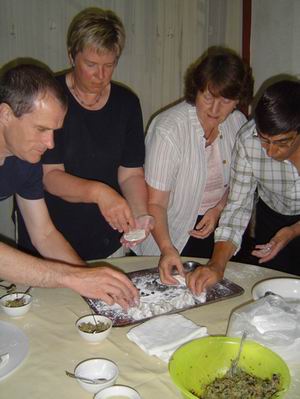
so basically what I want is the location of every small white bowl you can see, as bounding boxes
[94,385,142,399]
[0,292,32,317]
[74,358,119,394]
[252,277,300,300]
[76,315,112,343]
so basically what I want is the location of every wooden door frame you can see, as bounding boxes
[242,0,252,65]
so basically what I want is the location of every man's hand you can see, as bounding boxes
[252,225,297,264]
[186,264,224,295]
[68,266,139,309]
[96,185,135,233]
[158,246,185,285]
[189,208,220,239]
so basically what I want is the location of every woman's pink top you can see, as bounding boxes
[198,139,226,215]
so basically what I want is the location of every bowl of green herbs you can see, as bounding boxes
[169,336,290,399]
[0,292,32,317]
[76,314,112,343]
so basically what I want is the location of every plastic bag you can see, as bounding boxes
[227,294,300,364]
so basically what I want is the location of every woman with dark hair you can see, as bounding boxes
[135,47,253,284]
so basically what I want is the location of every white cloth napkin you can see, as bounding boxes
[127,314,208,362]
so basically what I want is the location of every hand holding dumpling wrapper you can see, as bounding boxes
[121,214,154,248]
[124,229,146,242]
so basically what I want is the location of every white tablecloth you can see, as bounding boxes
[0,256,299,398]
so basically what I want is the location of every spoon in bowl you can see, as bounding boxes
[21,286,32,297]
[13,287,32,306]
[91,310,99,331]
[65,370,109,384]
[229,331,247,377]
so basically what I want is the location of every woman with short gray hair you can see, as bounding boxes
[16,7,153,260]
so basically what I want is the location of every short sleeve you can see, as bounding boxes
[18,162,44,200]
[120,96,145,167]
[42,127,64,164]
[145,119,180,191]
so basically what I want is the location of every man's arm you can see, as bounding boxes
[43,164,135,233]
[16,195,84,265]
[0,242,138,306]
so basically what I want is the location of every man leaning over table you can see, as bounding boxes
[0,63,138,308]
[185,79,300,294]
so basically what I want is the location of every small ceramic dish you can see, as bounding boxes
[94,384,142,399]
[74,358,119,394]
[252,277,300,300]
[76,314,112,343]
[0,292,32,317]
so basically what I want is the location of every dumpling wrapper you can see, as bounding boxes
[124,228,146,242]
[174,275,207,303]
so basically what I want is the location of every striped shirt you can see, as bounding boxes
[215,119,300,251]
[135,101,246,255]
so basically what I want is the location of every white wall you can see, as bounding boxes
[0,0,242,125]
[1,0,210,125]
[0,0,242,240]
[251,0,300,93]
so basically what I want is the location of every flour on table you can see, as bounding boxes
[225,265,265,281]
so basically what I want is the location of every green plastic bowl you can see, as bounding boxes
[169,336,290,399]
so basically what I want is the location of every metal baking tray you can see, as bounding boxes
[84,261,244,327]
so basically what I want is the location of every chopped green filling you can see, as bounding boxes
[79,321,109,333]
[5,298,26,307]
[191,368,281,399]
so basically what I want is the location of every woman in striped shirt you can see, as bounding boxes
[135,47,253,285]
